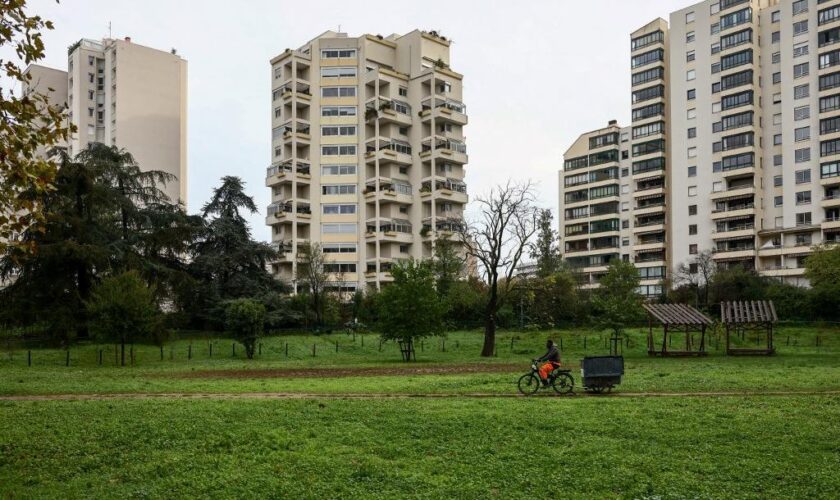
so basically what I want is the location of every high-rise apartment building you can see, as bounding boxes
[267,30,468,294]
[560,0,840,293]
[25,37,188,204]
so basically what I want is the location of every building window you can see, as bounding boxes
[793,0,808,16]
[794,106,810,121]
[712,181,723,192]
[775,196,784,207]
[794,126,811,142]
[796,148,811,163]
[687,31,695,43]
[399,87,407,97]
[688,127,697,138]
[688,186,697,197]
[795,169,811,184]
[774,175,783,187]
[772,52,781,64]
[794,42,809,58]
[687,69,696,81]
[689,205,697,216]
[774,113,783,125]
[796,212,812,225]
[794,84,809,99]
[773,92,782,104]
[689,225,697,235]
[773,31,781,43]
[793,20,809,36]
[773,72,782,84]
[689,244,698,255]
[775,217,784,228]
[688,108,697,119]
[711,42,721,54]
[321,49,357,58]
[320,66,357,78]
[772,10,780,23]
[688,147,697,158]
[687,50,696,62]
[687,89,696,100]
[688,165,697,177]
[774,134,783,145]
[686,11,695,23]
[774,154,783,166]
[794,62,810,78]
[796,191,812,205]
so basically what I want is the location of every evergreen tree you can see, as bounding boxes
[530,208,561,278]
[184,176,282,328]
[0,144,194,341]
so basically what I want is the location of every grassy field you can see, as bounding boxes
[0,326,837,396]
[0,396,837,498]
[0,326,838,498]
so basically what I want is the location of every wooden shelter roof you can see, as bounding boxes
[720,301,778,324]
[643,304,713,326]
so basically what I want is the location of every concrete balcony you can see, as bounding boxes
[266,162,311,187]
[277,83,312,105]
[721,165,756,180]
[711,226,755,240]
[710,184,755,201]
[710,204,756,221]
[420,99,468,126]
[633,222,665,234]
[760,266,806,278]
[822,216,840,230]
[420,178,468,204]
[420,137,468,164]
[820,175,840,187]
[633,240,666,252]
[365,219,414,244]
[363,180,414,205]
[365,145,412,166]
[634,203,666,216]
[821,192,840,208]
[265,202,312,226]
[711,248,756,260]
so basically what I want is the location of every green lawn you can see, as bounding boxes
[0,326,837,396]
[0,326,838,498]
[0,396,837,498]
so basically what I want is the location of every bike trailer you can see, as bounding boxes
[580,356,624,393]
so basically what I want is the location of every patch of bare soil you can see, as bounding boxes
[166,363,524,379]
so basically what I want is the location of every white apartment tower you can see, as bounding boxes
[561,0,840,292]
[267,30,468,293]
[31,37,188,204]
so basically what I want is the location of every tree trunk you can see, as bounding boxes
[481,301,497,357]
[120,336,126,367]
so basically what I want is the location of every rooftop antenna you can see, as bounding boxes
[338,24,341,33]
[108,21,112,39]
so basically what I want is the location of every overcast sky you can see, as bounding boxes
[28,0,686,241]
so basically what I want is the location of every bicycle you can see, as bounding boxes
[517,360,575,396]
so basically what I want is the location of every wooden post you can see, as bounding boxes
[65,350,70,367]
[232,343,236,357]
[115,344,118,365]
[285,342,289,358]
[259,343,262,356]
[188,344,192,360]
[209,342,213,358]
[160,345,164,361]
[28,350,31,367]
[130,345,134,365]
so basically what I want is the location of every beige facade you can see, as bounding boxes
[22,64,69,158]
[267,30,468,293]
[64,37,188,204]
[561,0,840,291]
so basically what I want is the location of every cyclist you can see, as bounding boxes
[536,339,561,386]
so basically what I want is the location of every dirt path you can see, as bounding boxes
[164,363,523,379]
[2,390,838,402]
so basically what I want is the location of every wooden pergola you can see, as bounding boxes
[720,301,777,356]
[644,304,713,357]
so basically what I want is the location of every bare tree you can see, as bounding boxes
[297,242,328,326]
[673,250,716,309]
[460,181,539,357]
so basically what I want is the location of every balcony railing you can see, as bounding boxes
[266,162,310,177]
[267,202,311,216]
[714,245,755,253]
[715,222,755,233]
[712,202,755,213]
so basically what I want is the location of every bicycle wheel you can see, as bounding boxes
[552,373,574,395]
[517,373,541,396]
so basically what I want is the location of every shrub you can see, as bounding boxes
[225,299,265,359]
